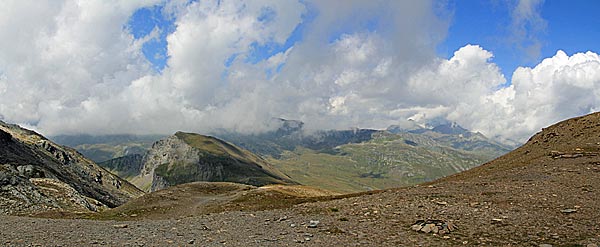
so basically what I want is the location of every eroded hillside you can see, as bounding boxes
[0,121,143,215]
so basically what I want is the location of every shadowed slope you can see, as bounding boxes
[0,121,143,215]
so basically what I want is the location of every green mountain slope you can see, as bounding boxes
[268,131,496,193]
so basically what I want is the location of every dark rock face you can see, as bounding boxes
[99,154,144,178]
[16,165,45,178]
[273,118,304,136]
[0,170,20,187]
[0,130,11,142]
[0,121,144,215]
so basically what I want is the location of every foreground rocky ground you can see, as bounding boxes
[2,158,599,247]
[2,113,600,246]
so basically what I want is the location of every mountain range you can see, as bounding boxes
[52,119,513,193]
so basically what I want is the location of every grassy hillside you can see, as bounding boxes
[269,132,493,193]
[92,182,339,220]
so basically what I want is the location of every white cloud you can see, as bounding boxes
[120,0,449,133]
[0,0,599,146]
[377,44,600,144]
[506,50,600,137]
[0,0,159,131]
[407,45,506,106]
[447,50,600,143]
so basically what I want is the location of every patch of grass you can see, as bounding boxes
[176,132,227,156]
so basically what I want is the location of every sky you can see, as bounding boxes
[0,0,599,145]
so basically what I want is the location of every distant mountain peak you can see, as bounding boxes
[272,118,304,135]
[386,120,426,134]
[431,122,470,136]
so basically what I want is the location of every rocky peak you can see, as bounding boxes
[135,132,296,192]
[386,119,426,134]
[271,118,304,137]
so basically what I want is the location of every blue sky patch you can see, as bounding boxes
[126,0,600,81]
[244,6,312,65]
[127,4,176,72]
[439,0,600,81]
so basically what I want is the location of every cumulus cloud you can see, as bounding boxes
[0,0,159,130]
[446,50,600,143]
[0,0,599,145]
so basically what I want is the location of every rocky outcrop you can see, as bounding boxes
[0,121,143,215]
[99,154,144,178]
[135,132,296,192]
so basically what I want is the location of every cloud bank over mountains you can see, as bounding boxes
[0,0,598,144]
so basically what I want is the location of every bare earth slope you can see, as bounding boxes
[97,182,339,220]
[1,112,600,246]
